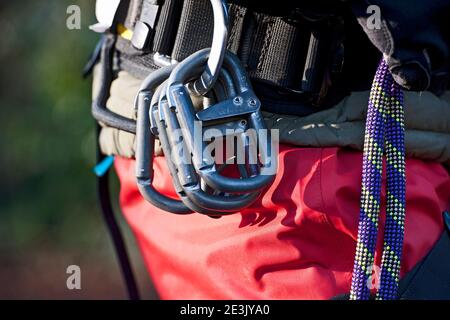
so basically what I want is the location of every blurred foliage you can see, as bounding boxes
[0,0,97,252]
[0,0,154,299]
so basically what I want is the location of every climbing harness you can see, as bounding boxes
[87,0,449,301]
[89,0,277,297]
[350,59,406,300]
[115,0,348,113]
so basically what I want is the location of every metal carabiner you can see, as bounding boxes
[134,1,277,215]
[135,65,193,214]
[189,0,229,96]
[152,80,232,215]
[139,49,277,213]
[166,49,277,194]
[156,82,261,213]
[136,62,258,215]
[136,68,235,216]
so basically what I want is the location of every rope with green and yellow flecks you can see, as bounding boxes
[350,59,406,300]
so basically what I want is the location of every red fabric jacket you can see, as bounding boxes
[115,145,450,299]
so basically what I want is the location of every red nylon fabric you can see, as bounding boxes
[115,146,450,299]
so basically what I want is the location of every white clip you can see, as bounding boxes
[89,0,122,33]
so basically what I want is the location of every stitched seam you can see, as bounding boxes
[228,7,238,48]
[256,19,274,72]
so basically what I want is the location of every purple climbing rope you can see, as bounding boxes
[350,59,406,300]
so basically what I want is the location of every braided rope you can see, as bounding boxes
[350,59,406,300]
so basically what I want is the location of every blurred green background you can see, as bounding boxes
[0,0,156,299]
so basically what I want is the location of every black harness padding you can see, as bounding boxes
[113,0,369,114]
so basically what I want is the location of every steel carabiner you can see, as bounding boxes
[135,60,264,215]
[189,0,229,96]
[166,49,277,193]
[134,49,276,214]
[134,1,277,215]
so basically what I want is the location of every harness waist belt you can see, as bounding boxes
[114,0,348,108]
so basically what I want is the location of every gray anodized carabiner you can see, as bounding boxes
[135,65,193,214]
[135,61,260,215]
[157,82,261,213]
[166,49,277,195]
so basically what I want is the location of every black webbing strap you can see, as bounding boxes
[302,17,345,106]
[226,4,247,54]
[245,14,272,80]
[152,0,183,55]
[114,0,349,112]
[171,0,215,62]
[170,0,249,61]
[248,16,305,90]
